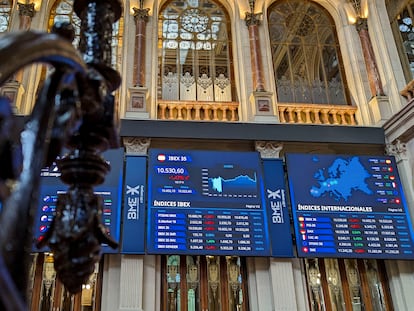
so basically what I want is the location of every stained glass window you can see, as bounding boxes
[386,0,414,82]
[268,0,349,105]
[159,0,234,102]
[0,0,12,33]
[49,0,123,70]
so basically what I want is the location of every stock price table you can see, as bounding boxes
[286,153,414,259]
[33,148,124,253]
[147,149,270,256]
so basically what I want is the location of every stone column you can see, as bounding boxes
[245,8,276,121]
[245,12,265,92]
[384,139,414,310]
[132,1,150,88]
[386,140,414,221]
[356,17,384,97]
[126,2,150,118]
[355,17,390,124]
[118,255,144,311]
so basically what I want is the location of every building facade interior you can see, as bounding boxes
[3,0,414,310]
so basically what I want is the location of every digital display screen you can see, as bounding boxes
[33,148,124,253]
[121,156,147,254]
[147,149,271,256]
[262,159,294,257]
[286,153,414,259]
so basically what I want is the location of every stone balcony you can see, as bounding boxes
[157,100,239,121]
[277,103,357,125]
[156,100,357,125]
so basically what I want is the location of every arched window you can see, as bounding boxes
[268,0,349,105]
[158,0,234,102]
[0,0,12,33]
[48,0,123,70]
[386,0,414,83]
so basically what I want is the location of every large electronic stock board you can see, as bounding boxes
[147,149,272,256]
[34,148,124,253]
[286,153,414,259]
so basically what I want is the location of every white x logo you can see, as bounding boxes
[267,189,281,199]
[126,185,140,195]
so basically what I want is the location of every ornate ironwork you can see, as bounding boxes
[0,0,123,309]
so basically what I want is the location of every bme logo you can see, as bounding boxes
[126,185,141,220]
[267,189,285,224]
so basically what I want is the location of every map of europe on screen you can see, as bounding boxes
[309,156,373,202]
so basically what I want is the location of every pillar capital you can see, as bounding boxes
[355,17,368,32]
[17,2,35,18]
[123,137,151,155]
[386,140,407,162]
[133,7,150,23]
[255,141,283,159]
[245,12,262,27]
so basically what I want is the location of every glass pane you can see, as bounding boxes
[186,256,200,311]
[207,256,221,311]
[49,0,122,69]
[0,0,11,33]
[305,259,326,311]
[226,256,243,311]
[398,4,414,80]
[268,0,348,105]
[167,255,181,311]
[159,0,233,101]
[364,260,387,311]
[344,259,365,311]
[324,258,345,311]
[39,253,57,311]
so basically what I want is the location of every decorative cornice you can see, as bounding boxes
[123,137,151,155]
[18,3,35,18]
[255,141,283,159]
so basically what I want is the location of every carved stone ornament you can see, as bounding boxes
[17,3,35,18]
[181,72,195,88]
[197,73,213,90]
[123,137,151,155]
[163,72,178,87]
[245,12,262,27]
[255,141,283,159]
[386,140,407,162]
[214,73,230,90]
[133,7,150,23]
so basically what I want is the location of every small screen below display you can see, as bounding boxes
[286,153,414,259]
[147,149,271,256]
[33,148,124,253]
